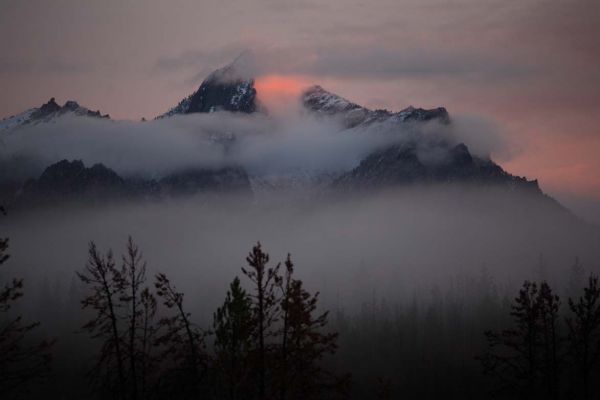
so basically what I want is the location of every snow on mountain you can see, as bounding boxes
[0,98,109,131]
[302,85,449,128]
[157,64,258,119]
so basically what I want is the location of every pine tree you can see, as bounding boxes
[78,238,157,400]
[280,278,341,399]
[276,253,347,400]
[119,237,157,400]
[154,272,207,397]
[566,275,600,399]
[479,281,543,397]
[537,282,561,400]
[77,242,127,398]
[213,277,254,400]
[241,242,281,399]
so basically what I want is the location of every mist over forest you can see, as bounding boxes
[2,9,600,396]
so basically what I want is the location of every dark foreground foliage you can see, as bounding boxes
[2,219,600,399]
[0,207,53,398]
[76,240,347,400]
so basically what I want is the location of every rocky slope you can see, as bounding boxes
[0,98,109,131]
[0,63,555,208]
[302,85,450,129]
[16,160,252,207]
[158,64,258,118]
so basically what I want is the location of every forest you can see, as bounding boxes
[2,210,600,400]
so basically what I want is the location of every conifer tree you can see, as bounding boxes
[537,282,561,400]
[213,276,254,400]
[120,237,157,400]
[280,276,341,399]
[480,281,562,399]
[479,281,543,397]
[276,253,347,400]
[78,242,127,397]
[154,272,207,397]
[242,242,281,399]
[566,275,600,399]
[78,238,157,400]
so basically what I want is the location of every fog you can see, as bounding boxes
[1,109,598,314]
[0,105,503,181]
[2,110,599,399]
[4,186,599,322]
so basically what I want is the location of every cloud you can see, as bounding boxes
[0,107,503,182]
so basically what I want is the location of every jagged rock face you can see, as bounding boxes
[15,160,253,207]
[302,85,450,128]
[19,160,125,204]
[0,98,109,130]
[333,141,541,192]
[160,166,252,196]
[159,65,257,118]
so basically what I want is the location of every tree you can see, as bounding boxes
[479,280,562,399]
[78,238,157,400]
[0,206,53,397]
[537,282,561,400]
[213,277,254,400]
[278,255,294,400]
[566,275,600,399]
[278,271,342,399]
[479,281,543,397]
[78,242,127,398]
[120,237,157,400]
[154,272,207,397]
[241,242,281,399]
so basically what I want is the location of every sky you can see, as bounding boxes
[0,0,599,210]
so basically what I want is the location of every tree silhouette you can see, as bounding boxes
[537,282,561,400]
[154,272,207,397]
[213,276,254,400]
[278,254,294,400]
[242,242,281,399]
[480,280,563,399]
[566,275,600,399]
[78,238,157,400]
[277,259,344,399]
[479,281,543,397]
[77,242,127,397]
[0,206,53,397]
[120,237,157,400]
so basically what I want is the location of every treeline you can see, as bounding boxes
[2,226,600,399]
[75,238,347,400]
[479,278,600,399]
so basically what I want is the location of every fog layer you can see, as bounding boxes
[4,187,598,321]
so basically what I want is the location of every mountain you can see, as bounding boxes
[0,63,564,212]
[302,85,450,129]
[0,98,109,131]
[332,142,541,192]
[158,64,258,118]
[18,160,125,205]
[15,159,253,207]
[298,85,542,194]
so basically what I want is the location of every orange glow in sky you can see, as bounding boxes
[254,74,312,114]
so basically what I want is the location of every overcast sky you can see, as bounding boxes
[1,0,599,208]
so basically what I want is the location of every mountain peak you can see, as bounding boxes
[158,64,258,118]
[302,85,362,115]
[302,85,450,127]
[1,98,110,131]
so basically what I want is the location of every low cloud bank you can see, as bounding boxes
[0,107,505,181]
